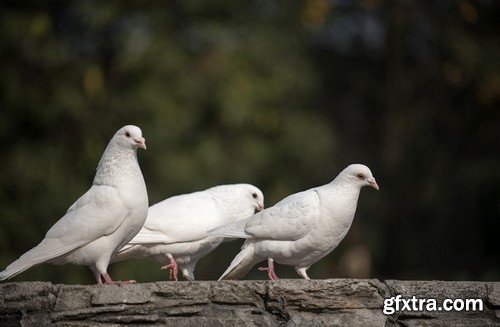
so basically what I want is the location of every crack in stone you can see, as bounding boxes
[262,292,290,325]
[369,279,391,299]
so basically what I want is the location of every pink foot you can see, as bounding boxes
[161,255,178,281]
[98,273,136,285]
[258,258,279,281]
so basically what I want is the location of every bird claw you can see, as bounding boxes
[118,280,137,285]
[98,273,135,286]
[161,259,179,281]
[257,259,279,281]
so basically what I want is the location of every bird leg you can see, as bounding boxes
[258,258,279,280]
[161,254,179,281]
[99,273,136,285]
[91,266,105,285]
[93,269,103,285]
[181,268,195,281]
[296,267,310,280]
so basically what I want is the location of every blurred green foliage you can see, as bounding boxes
[0,0,498,284]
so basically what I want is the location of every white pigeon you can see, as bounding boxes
[210,164,379,280]
[0,125,148,284]
[112,184,264,281]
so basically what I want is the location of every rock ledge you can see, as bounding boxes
[0,279,499,326]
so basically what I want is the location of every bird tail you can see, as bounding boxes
[111,244,139,264]
[0,238,78,281]
[0,260,35,281]
[208,218,251,239]
[219,242,260,280]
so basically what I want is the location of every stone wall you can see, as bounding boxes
[0,279,498,326]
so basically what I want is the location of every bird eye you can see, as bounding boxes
[252,193,258,199]
[356,173,365,180]
[125,132,130,137]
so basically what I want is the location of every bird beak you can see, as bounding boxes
[257,203,264,212]
[134,137,147,150]
[368,178,379,190]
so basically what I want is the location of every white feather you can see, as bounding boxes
[112,183,264,281]
[218,164,378,280]
[0,125,149,282]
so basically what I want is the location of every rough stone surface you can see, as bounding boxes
[0,279,498,326]
[488,283,500,306]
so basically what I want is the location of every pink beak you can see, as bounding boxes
[257,204,264,212]
[368,178,379,190]
[134,137,146,150]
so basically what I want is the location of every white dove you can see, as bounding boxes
[0,125,148,285]
[210,164,378,281]
[113,184,264,281]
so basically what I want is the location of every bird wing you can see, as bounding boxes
[209,189,319,241]
[128,192,220,245]
[243,189,320,241]
[47,185,129,242]
[0,185,128,280]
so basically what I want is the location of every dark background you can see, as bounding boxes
[0,0,498,284]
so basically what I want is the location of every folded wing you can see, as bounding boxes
[209,189,320,241]
[0,185,128,280]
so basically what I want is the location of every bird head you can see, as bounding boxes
[207,184,264,225]
[246,185,265,213]
[229,184,264,216]
[114,125,146,150]
[340,164,379,190]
